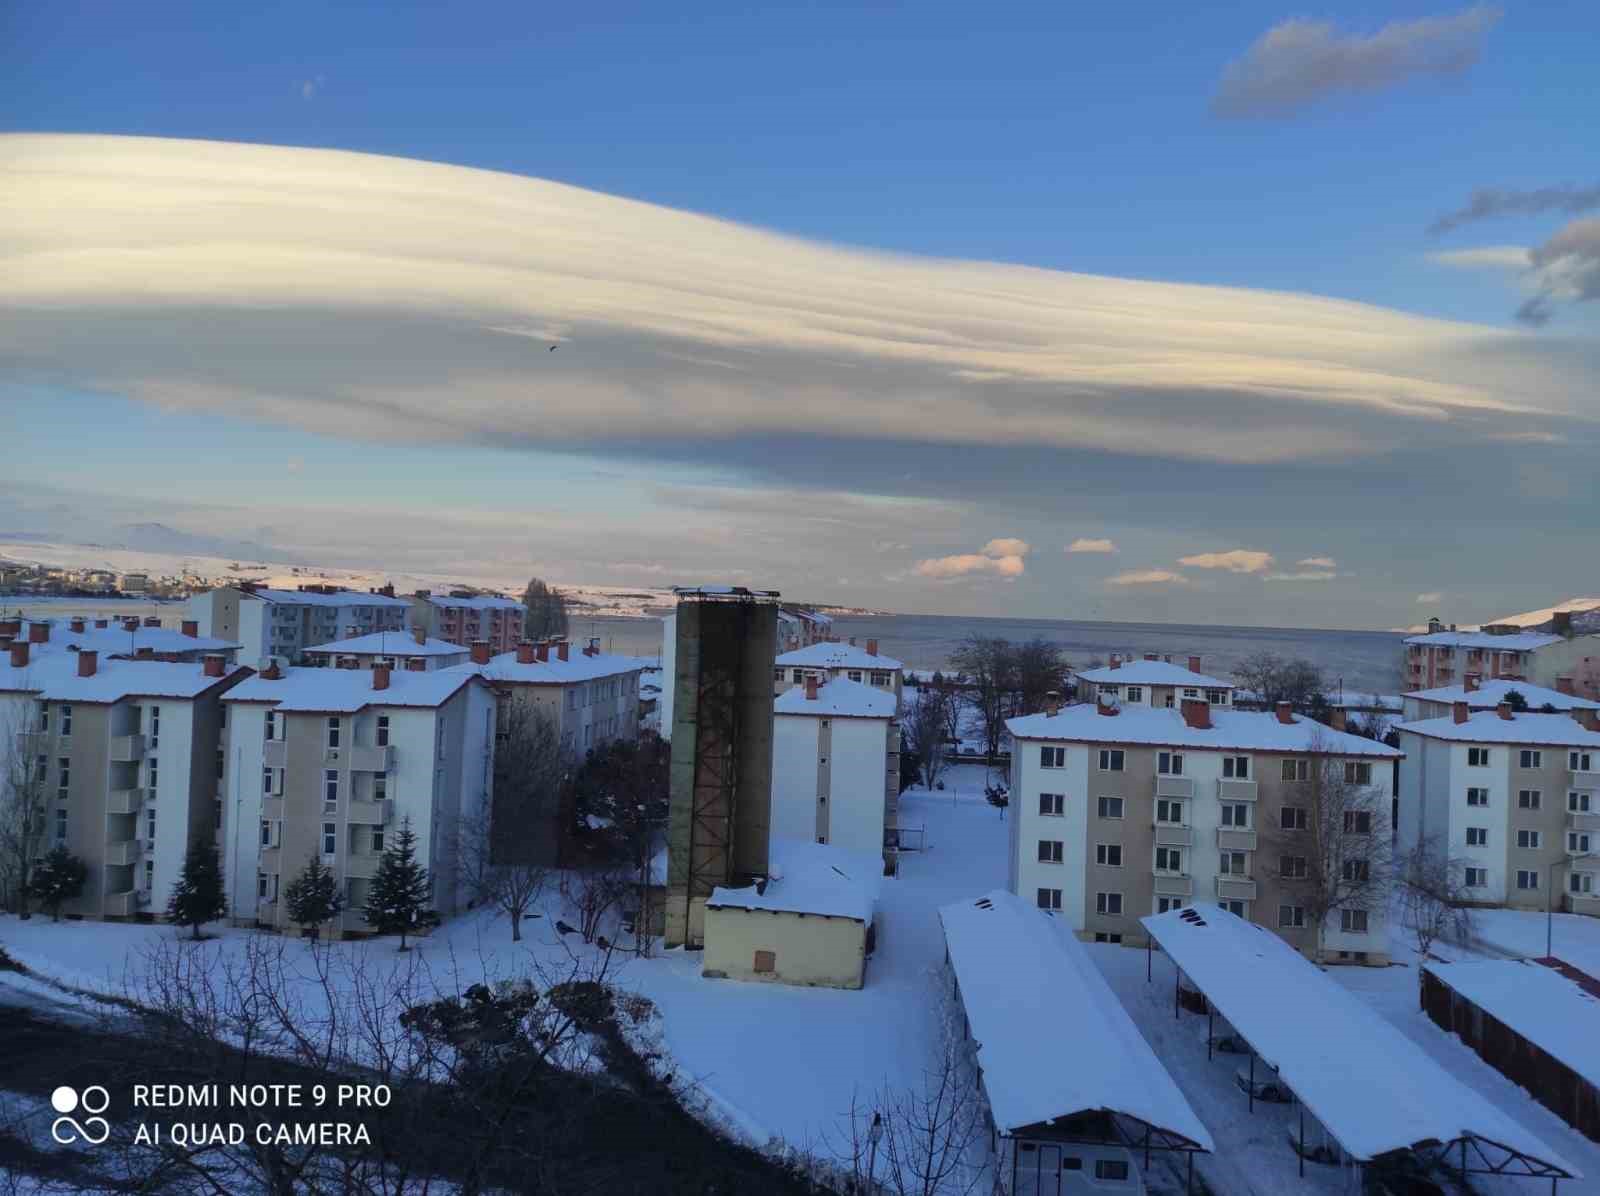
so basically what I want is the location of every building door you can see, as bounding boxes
[1015,1142,1064,1196]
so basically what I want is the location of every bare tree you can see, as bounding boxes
[520,576,570,642]
[0,695,53,919]
[1235,651,1328,716]
[1398,837,1475,962]
[568,734,669,954]
[948,637,1011,759]
[1264,735,1392,960]
[902,685,955,791]
[1008,637,1070,720]
[563,867,628,945]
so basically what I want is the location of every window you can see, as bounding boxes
[1037,887,1062,911]
[1343,810,1373,834]
[1466,826,1488,847]
[323,769,339,805]
[1039,792,1064,816]
[1097,749,1124,772]
[1518,790,1542,810]
[1468,747,1490,767]
[773,668,784,682]
[148,705,159,748]
[1278,905,1306,928]
[376,715,390,747]
[1220,851,1247,876]
[56,757,69,800]
[844,669,863,683]
[1344,762,1372,785]
[1182,688,1200,699]
[1570,832,1594,854]
[262,765,274,795]
[374,773,388,802]
[1220,801,1251,828]
[143,858,153,889]
[1464,867,1487,888]
[1280,854,1307,879]
[1466,788,1488,807]
[791,669,805,683]
[258,873,270,899]
[1097,796,1124,819]
[1223,756,1250,779]
[1155,798,1185,824]
[1342,859,1370,882]
[1570,872,1594,895]
[1155,847,1183,873]
[1157,751,1183,775]
[215,746,225,780]
[1221,899,1246,916]
[1280,805,1307,830]
[870,670,892,687]
[59,703,72,737]
[265,709,279,740]
[327,717,341,748]
[38,703,48,733]
[1519,749,1542,769]
[373,828,385,853]
[1093,932,1124,944]
[1516,829,1542,849]
[1037,839,1064,864]
[147,757,158,791]
[1125,686,1143,702]
[1041,746,1066,769]
[1096,844,1123,867]
[1095,892,1123,915]
[1282,758,1310,782]
[1570,751,1592,771]
[54,807,67,844]
[1206,689,1229,704]
[145,807,155,841]
[1100,684,1121,698]
[322,822,337,855]
[1095,1160,1130,1182]
[1340,909,1369,934]
[260,819,272,846]
[1572,791,1593,813]
[1156,896,1185,914]
[1515,869,1539,890]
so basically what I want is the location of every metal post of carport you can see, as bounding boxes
[1247,1052,1255,1114]
[1174,964,1180,1020]
[1207,1008,1213,1060]
[1298,1105,1304,1178]
[1146,934,1152,982]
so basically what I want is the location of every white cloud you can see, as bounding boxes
[1067,537,1117,554]
[981,537,1031,559]
[1297,556,1337,567]
[1416,592,1443,604]
[915,552,1026,581]
[1265,570,1337,582]
[1426,246,1530,271]
[1107,569,1189,587]
[1177,549,1275,574]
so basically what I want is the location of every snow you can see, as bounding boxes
[939,890,1212,1148]
[1007,703,1403,757]
[1141,904,1577,1174]
[1395,709,1600,747]
[1422,959,1600,1089]
[303,631,467,657]
[1404,630,1563,650]
[775,642,903,670]
[1466,907,1600,978]
[448,646,648,686]
[1076,661,1233,688]
[422,594,524,611]
[15,620,241,657]
[247,586,412,608]
[225,665,481,711]
[1488,597,1600,631]
[0,652,246,702]
[774,676,896,719]
[1329,691,1405,711]
[707,839,880,923]
[1405,678,1600,711]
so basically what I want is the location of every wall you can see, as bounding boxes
[701,905,868,989]
[1010,739,1091,931]
[222,702,270,922]
[658,613,676,733]
[771,715,820,845]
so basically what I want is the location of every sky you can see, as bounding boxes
[2,2,1598,629]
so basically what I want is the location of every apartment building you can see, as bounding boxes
[1,626,249,920]
[1402,675,1600,722]
[1073,654,1235,710]
[659,605,830,729]
[221,661,495,937]
[1402,624,1600,698]
[2,615,240,663]
[410,592,526,654]
[773,639,904,713]
[771,676,899,866]
[1396,703,1600,919]
[1005,696,1401,962]
[302,628,470,672]
[775,606,832,654]
[188,584,410,667]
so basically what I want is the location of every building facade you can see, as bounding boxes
[1402,676,1600,722]
[1073,654,1235,710]
[189,585,410,668]
[410,592,526,654]
[773,639,904,713]
[302,629,471,672]
[1402,628,1600,698]
[453,636,646,758]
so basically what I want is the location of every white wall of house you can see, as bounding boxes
[1010,743,1091,929]
[771,715,820,845]
[222,702,270,919]
[144,697,196,910]
[827,717,891,855]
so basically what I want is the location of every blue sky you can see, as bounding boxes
[3,3,1598,627]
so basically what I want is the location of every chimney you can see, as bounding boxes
[470,640,491,666]
[77,650,97,677]
[123,617,139,632]
[1096,694,1119,716]
[1553,610,1574,638]
[181,620,198,638]
[0,620,19,638]
[1109,656,1121,670]
[380,583,395,598]
[1555,676,1575,696]
[1144,653,1157,661]
[372,663,391,691]
[517,641,536,664]
[29,622,49,644]
[556,641,569,662]
[1496,701,1513,721]
[95,618,108,628]
[1572,709,1599,732]
[536,641,550,662]
[69,617,86,633]
[1464,673,1480,692]
[1188,656,1202,675]
[412,625,426,646]
[1045,690,1061,716]
[262,661,282,680]
[143,616,160,627]
[1275,700,1294,725]
[1452,701,1469,725]
[201,654,224,678]
[805,675,819,701]
[867,639,879,657]
[1329,708,1347,733]
[1180,698,1211,730]
[8,642,27,668]
[406,656,427,672]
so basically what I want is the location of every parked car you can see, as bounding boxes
[1234,1065,1292,1103]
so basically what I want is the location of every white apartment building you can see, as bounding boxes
[1396,703,1600,919]
[1,623,249,919]
[410,592,526,654]
[774,639,904,712]
[302,629,471,672]
[2,614,241,663]
[1074,654,1235,709]
[1005,696,1401,962]
[189,585,410,668]
[222,662,495,937]
[1402,627,1600,698]
[771,676,899,866]
[1402,676,1600,722]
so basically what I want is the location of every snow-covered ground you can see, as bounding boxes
[5,768,1600,1194]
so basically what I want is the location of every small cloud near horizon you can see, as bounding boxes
[1298,556,1337,568]
[1108,569,1189,587]
[915,537,1030,581]
[1178,549,1274,574]
[1265,571,1337,582]
[1416,591,1444,604]
[1067,537,1117,554]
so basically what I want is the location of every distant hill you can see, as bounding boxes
[1488,597,1600,634]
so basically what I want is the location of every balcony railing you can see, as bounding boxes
[1567,837,1594,858]
[105,889,138,916]
[348,744,394,773]
[263,740,286,767]
[348,799,394,826]
[1155,776,1195,798]
[105,839,141,866]
[1153,873,1193,897]
[1572,770,1600,792]
[1564,892,1600,914]
[107,788,144,815]
[111,733,146,762]
[1217,827,1258,852]
[1215,875,1258,901]
[1153,825,1192,847]
[1569,811,1600,833]
[345,854,380,880]
[1217,779,1257,801]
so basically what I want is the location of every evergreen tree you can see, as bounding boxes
[283,853,345,936]
[27,845,87,921]
[363,816,431,950]
[167,836,227,940]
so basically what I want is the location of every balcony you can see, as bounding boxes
[13,729,48,753]
[348,798,394,826]
[1572,769,1600,792]
[263,740,286,767]
[1217,779,1257,802]
[1154,824,1192,847]
[1567,836,1595,858]
[105,889,138,916]
[107,788,144,815]
[105,839,141,866]
[1215,875,1258,901]
[345,854,379,880]
[1217,827,1258,852]
[1570,811,1600,834]
[1153,873,1193,897]
[348,744,394,773]
[1564,892,1600,915]
[111,733,146,762]
[1155,776,1194,798]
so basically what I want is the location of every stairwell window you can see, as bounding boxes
[260,819,272,846]
[327,717,341,749]
[1157,751,1183,775]
[1039,793,1065,816]
[322,823,337,855]
[1339,909,1369,934]
[1516,829,1542,849]
[376,715,390,747]
[324,769,339,806]
[1097,749,1124,772]
[59,704,72,737]
[1468,748,1490,767]
[265,710,279,741]
[1041,746,1066,769]
[263,765,273,795]
[1037,839,1064,864]
[1223,756,1249,779]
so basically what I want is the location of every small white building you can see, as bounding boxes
[774,639,904,712]
[1402,676,1600,722]
[302,629,471,672]
[772,676,899,864]
[1074,654,1235,710]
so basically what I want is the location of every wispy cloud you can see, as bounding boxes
[915,538,1030,581]
[1425,246,1531,271]
[1297,556,1337,568]
[1107,569,1189,587]
[1211,6,1500,119]
[1416,592,1444,604]
[1429,184,1600,236]
[1177,549,1274,574]
[1265,570,1337,582]
[300,75,325,101]
[1067,537,1117,554]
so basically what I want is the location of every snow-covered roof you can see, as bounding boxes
[303,631,468,658]
[1423,959,1600,1089]
[941,891,1212,1147]
[13,621,240,657]
[224,665,481,712]
[1395,710,1600,748]
[1141,904,1576,1173]
[0,651,248,702]
[1405,678,1600,712]
[1076,661,1232,689]
[244,587,411,608]
[1006,704,1401,757]
[1404,630,1562,650]
[775,676,896,719]
[776,642,903,670]
[1329,692,1406,711]
[706,839,879,923]
[448,647,647,686]
[423,593,524,611]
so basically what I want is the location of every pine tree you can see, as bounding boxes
[283,853,345,936]
[27,846,87,921]
[363,816,431,950]
[167,836,227,940]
